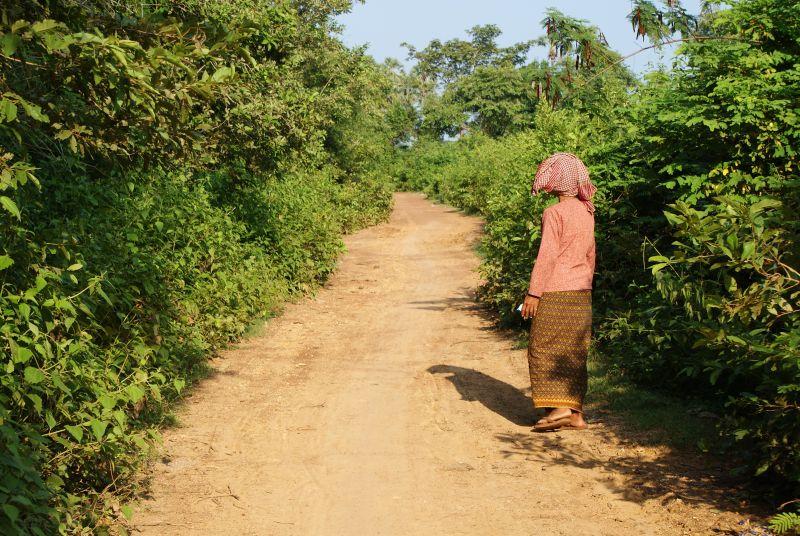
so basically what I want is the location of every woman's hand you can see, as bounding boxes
[521,295,540,320]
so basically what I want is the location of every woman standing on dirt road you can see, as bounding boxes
[520,152,597,433]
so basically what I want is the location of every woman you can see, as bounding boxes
[520,152,596,432]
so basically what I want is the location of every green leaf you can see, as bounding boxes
[650,262,668,274]
[125,384,146,403]
[120,504,134,521]
[211,65,235,83]
[2,504,19,523]
[113,410,127,426]
[0,99,18,123]
[173,378,186,393]
[99,394,116,411]
[89,419,108,441]
[770,512,800,534]
[31,20,60,33]
[95,286,112,305]
[726,335,747,346]
[12,345,33,364]
[741,241,755,260]
[65,424,83,442]
[131,434,149,450]
[724,275,738,293]
[0,196,21,219]
[0,255,13,270]
[27,393,43,413]
[67,263,83,271]
[45,474,64,490]
[111,48,129,67]
[20,101,49,122]
[754,461,771,476]
[749,198,782,217]
[23,366,46,384]
[0,33,21,56]
[709,368,722,385]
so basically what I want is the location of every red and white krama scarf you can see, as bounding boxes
[531,152,597,214]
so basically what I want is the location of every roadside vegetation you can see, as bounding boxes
[0,1,408,533]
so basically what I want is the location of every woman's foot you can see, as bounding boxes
[533,408,586,432]
[570,411,586,428]
[535,407,571,425]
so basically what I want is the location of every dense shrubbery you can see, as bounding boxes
[602,0,799,489]
[0,0,402,532]
[394,0,799,498]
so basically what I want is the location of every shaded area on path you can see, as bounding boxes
[427,365,535,427]
[495,428,753,514]
[428,363,760,523]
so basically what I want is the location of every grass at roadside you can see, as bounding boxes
[585,358,722,451]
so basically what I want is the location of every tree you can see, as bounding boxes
[402,24,532,87]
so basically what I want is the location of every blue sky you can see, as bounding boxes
[336,0,703,74]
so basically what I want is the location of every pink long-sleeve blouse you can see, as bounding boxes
[528,198,596,298]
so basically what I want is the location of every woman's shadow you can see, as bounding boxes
[427,365,536,426]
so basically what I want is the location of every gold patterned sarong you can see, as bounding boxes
[527,290,592,411]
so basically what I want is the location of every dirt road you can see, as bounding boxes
[135,193,750,535]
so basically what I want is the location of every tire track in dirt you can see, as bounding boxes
[134,193,749,535]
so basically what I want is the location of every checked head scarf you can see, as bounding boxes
[531,152,597,214]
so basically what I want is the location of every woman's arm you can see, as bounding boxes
[522,210,560,319]
[528,209,560,297]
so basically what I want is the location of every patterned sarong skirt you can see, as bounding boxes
[527,290,592,412]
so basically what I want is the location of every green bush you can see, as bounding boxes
[0,0,398,532]
[599,0,800,489]
[650,199,798,479]
[2,170,298,532]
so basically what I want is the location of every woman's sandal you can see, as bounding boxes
[532,413,587,432]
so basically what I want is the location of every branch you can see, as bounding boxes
[0,52,43,68]
[779,499,800,510]
[558,35,760,104]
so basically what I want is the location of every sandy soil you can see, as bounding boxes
[134,193,754,535]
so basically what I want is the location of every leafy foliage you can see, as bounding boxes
[1,0,401,532]
[402,24,532,87]
[399,25,537,138]
[628,0,698,42]
[770,509,800,535]
[600,0,800,488]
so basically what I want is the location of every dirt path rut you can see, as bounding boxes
[135,193,748,535]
